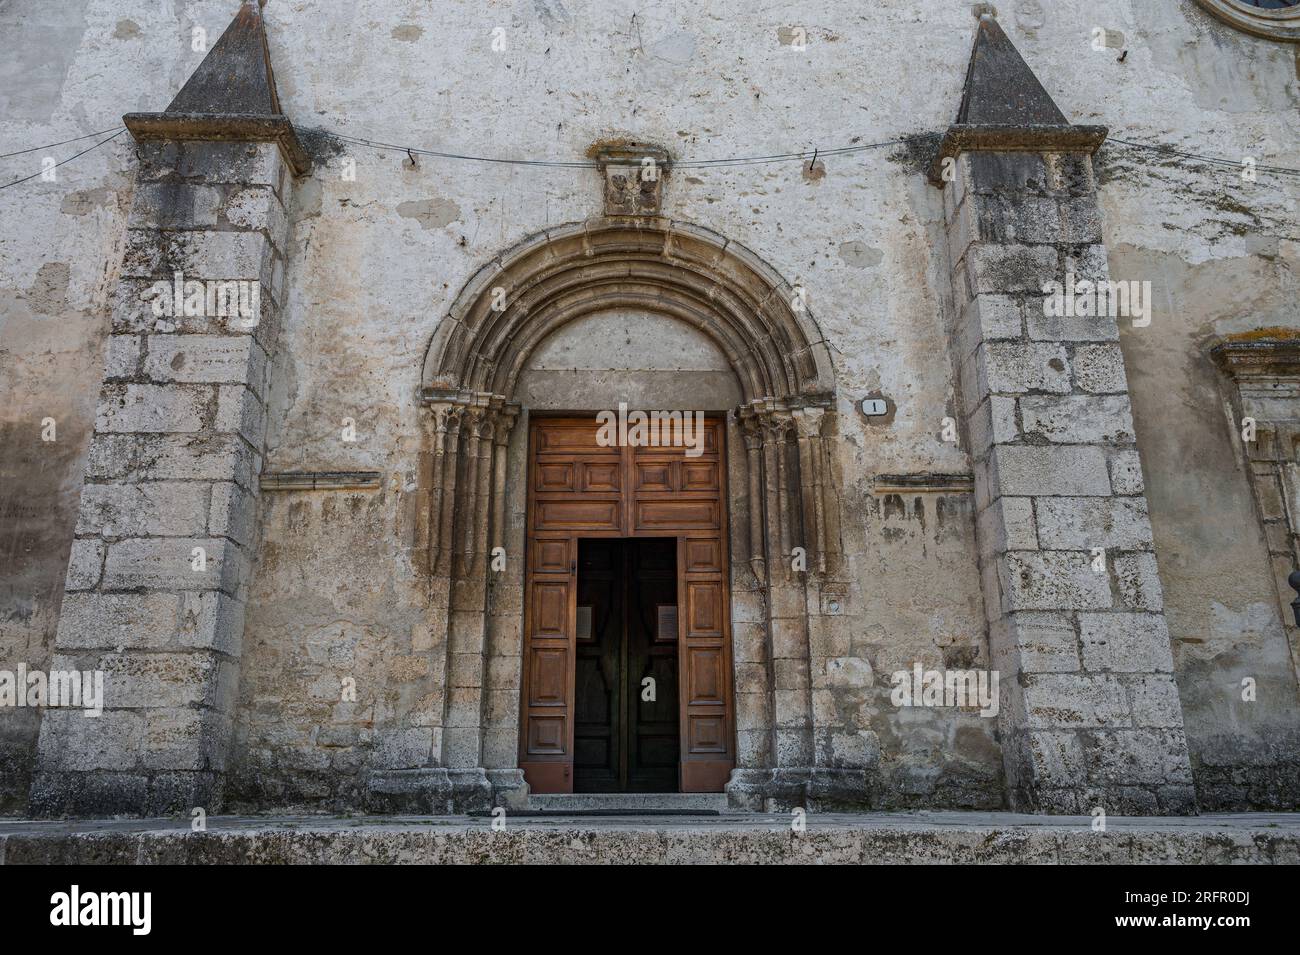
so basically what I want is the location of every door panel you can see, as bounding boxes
[626,538,679,792]
[522,416,734,794]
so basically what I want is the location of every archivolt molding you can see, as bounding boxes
[419,217,843,583]
[422,218,835,409]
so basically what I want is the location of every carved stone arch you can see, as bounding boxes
[421,218,843,579]
[423,219,835,405]
[408,217,849,810]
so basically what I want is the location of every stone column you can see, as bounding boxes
[934,15,1195,814]
[370,394,525,811]
[724,397,859,809]
[29,1,309,815]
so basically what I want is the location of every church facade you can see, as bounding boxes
[2,0,1299,817]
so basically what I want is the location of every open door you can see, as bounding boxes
[520,416,734,794]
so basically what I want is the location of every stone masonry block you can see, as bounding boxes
[1035,497,1153,550]
[1019,394,1134,444]
[966,152,1051,194]
[96,383,210,434]
[947,190,979,268]
[967,394,1020,460]
[441,726,479,768]
[1108,449,1145,495]
[1061,245,1111,284]
[1079,613,1174,672]
[1114,553,1164,611]
[1027,299,1119,343]
[75,481,210,539]
[137,141,284,192]
[1001,551,1112,611]
[972,192,1069,245]
[65,539,106,591]
[1126,674,1185,728]
[989,445,1112,497]
[35,708,143,772]
[371,727,435,771]
[956,294,1024,362]
[117,276,281,350]
[55,592,181,650]
[173,230,274,287]
[138,434,257,488]
[177,591,246,656]
[208,481,256,547]
[991,611,1080,673]
[128,181,224,230]
[977,496,1038,556]
[215,384,267,446]
[102,537,249,596]
[1058,195,1104,243]
[141,706,233,772]
[52,650,220,710]
[224,184,286,237]
[104,335,141,379]
[1023,673,1130,729]
[1072,343,1128,393]
[1044,153,1098,196]
[1082,729,1193,785]
[119,230,163,279]
[144,334,267,389]
[962,342,1071,411]
[964,243,1059,296]
[1025,729,1088,788]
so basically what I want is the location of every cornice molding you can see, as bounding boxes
[1211,337,1300,378]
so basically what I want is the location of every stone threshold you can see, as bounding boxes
[2,812,1297,864]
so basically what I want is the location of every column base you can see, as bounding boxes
[486,769,530,809]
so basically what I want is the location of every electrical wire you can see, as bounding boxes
[1,124,1298,190]
[0,128,126,191]
[327,129,927,170]
[1107,136,1300,179]
[0,126,125,160]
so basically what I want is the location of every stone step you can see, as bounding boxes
[5,813,1299,864]
[526,792,729,814]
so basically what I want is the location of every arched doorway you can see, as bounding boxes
[419,219,841,803]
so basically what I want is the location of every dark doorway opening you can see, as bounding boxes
[573,537,680,793]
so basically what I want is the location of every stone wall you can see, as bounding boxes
[2,0,1298,814]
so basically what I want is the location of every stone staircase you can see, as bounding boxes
[524,793,730,814]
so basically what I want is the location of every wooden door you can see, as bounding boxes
[521,415,734,793]
[625,538,680,791]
